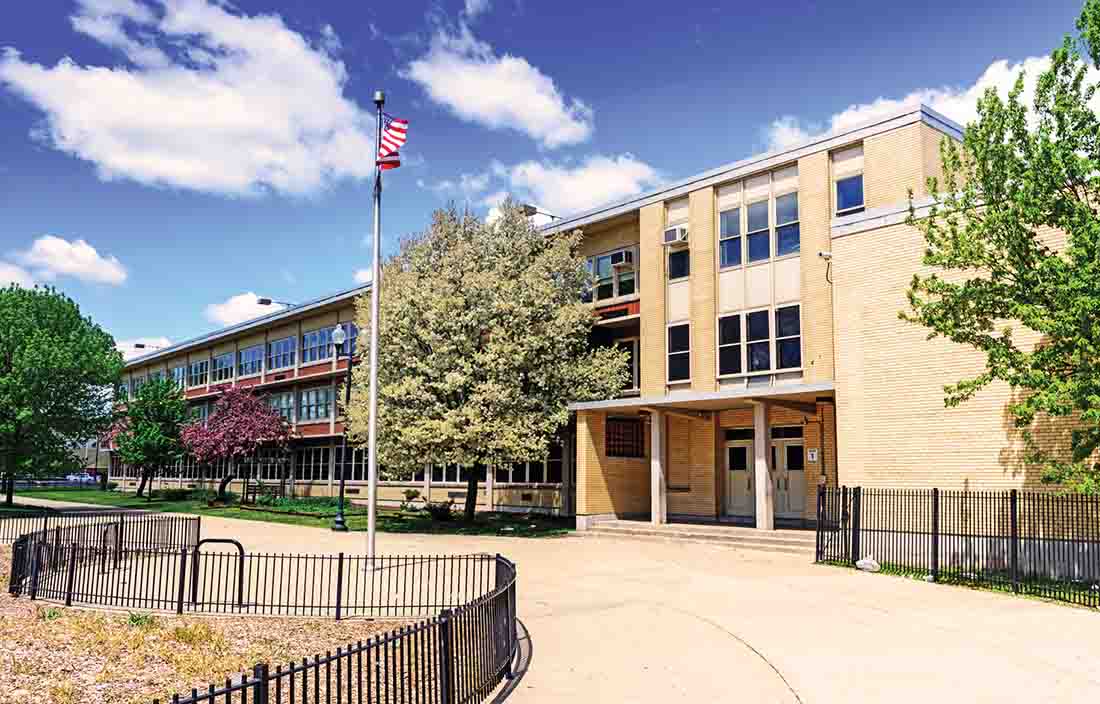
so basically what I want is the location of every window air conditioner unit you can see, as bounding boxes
[610,249,634,267]
[663,226,689,245]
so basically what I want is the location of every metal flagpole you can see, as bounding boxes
[366,89,385,560]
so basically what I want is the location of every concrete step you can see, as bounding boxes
[579,522,816,555]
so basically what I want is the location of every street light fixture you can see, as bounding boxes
[257,298,295,306]
[520,203,559,220]
[133,343,163,350]
[331,324,352,532]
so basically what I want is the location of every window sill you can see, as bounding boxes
[666,276,690,284]
[587,292,640,307]
[717,366,804,380]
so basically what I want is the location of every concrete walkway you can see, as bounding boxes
[17,499,1100,703]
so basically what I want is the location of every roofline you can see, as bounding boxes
[123,283,370,370]
[567,382,836,412]
[542,103,963,235]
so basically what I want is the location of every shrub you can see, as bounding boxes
[149,488,191,501]
[400,489,422,512]
[426,500,455,522]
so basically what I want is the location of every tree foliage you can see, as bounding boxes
[346,202,629,518]
[181,387,291,500]
[904,0,1100,493]
[0,285,122,503]
[110,376,189,496]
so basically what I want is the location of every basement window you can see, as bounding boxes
[606,418,645,458]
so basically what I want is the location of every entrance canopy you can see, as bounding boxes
[568,381,834,414]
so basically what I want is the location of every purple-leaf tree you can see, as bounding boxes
[181,387,291,501]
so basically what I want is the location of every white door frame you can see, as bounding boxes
[723,439,754,518]
[771,438,805,519]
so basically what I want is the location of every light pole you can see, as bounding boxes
[331,324,353,532]
[257,298,295,307]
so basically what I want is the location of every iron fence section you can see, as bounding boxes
[815,486,1100,607]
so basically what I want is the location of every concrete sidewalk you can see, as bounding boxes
[19,498,1100,703]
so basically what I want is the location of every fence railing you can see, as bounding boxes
[816,486,1100,608]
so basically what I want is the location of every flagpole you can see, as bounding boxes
[366,89,385,560]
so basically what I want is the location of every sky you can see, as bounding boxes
[0,0,1089,357]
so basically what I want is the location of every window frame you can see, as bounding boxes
[297,385,334,422]
[301,327,334,365]
[835,173,865,216]
[605,417,646,458]
[585,246,639,303]
[187,359,209,388]
[774,191,800,259]
[170,365,187,388]
[267,336,296,371]
[775,304,803,371]
[614,336,641,393]
[745,198,771,264]
[714,303,804,379]
[666,245,691,282]
[718,206,742,270]
[267,390,296,423]
[211,352,234,383]
[716,313,743,378]
[666,322,691,383]
[238,344,264,377]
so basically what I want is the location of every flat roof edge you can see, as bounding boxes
[567,382,836,412]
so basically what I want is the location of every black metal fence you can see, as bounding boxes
[816,486,1100,607]
[0,508,187,545]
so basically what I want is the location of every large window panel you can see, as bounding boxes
[836,174,864,214]
[301,328,333,364]
[267,336,296,370]
[298,386,333,421]
[775,192,800,257]
[746,310,770,372]
[718,314,742,376]
[747,201,770,263]
[211,353,234,382]
[719,208,741,268]
[238,345,264,376]
[776,305,802,369]
[188,359,208,388]
[667,323,691,382]
[667,248,690,280]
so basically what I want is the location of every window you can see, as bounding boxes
[238,345,264,376]
[301,328,333,364]
[211,353,234,382]
[267,336,296,370]
[775,305,802,369]
[770,425,803,439]
[717,314,742,376]
[775,192,800,257]
[667,248,690,280]
[267,391,295,422]
[586,248,637,302]
[836,174,864,214]
[746,310,770,372]
[294,446,331,481]
[719,208,741,268]
[188,359,208,387]
[459,464,487,484]
[171,366,187,388]
[747,200,770,263]
[547,441,564,483]
[131,375,147,394]
[334,322,358,356]
[115,380,129,401]
[725,428,753,441]
[606,418,645,458]
[298,386,333,421]
[149,370,164,383]
[191,402,210,425]
[615,338,640,392]
[431,463,462,483]
[667,323,691,382]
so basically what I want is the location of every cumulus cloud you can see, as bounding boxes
[117,336,172,360]
[501,154,660,216]
[16,235,127,285]
[0,262,34,288]
[353,269,372,284]
[422,170,492,201]
[401,23,593,149]
[764,56,1058,151]
[0,0,375,197]
[205,292,284,326]
[463,0,491,19]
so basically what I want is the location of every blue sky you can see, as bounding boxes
[0,0,1087,355]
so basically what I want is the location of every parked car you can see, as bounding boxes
[65,472,98,484]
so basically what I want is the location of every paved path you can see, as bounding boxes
[19,499,1100,703]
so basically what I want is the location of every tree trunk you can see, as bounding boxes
[217,458,236,503]
[4,475,13,507]
[463,469,478,522]
[135,467,149,497]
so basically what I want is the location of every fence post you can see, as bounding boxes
[175,548,188,615]
[814,485,824,562]
[931,487,940,583]
[840,485,849,562]
[439,610,455,704]
[335,552,344,621]
[29,543,43,601]
[64,542,78,607]
[850,486,862,566]
[253,663,270,704]
[1009,489,1019,594]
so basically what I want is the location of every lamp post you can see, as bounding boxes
[331,324,352,532]
[257,298,296,307]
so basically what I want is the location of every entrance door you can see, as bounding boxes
[771,438,806,519]
[724,440,754,518]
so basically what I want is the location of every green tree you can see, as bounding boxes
[0,285,122,504]
[347,203,629,519]
[110,376,189,497]
[904,0,1100,494]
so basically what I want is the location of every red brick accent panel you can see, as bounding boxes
[299,363,331,378]
[298,423,333,437]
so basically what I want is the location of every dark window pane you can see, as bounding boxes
[606,418,645,457]
[432,464,444,482]
[595,255,612,278]
[668,352,691,381]
[496,467,511,483]
[775,192,799,225]
[776,223,800,257]
[529,462,545,483]
[618,271,635,296]
[719,345,741,375]
[786,445,805,471]
[547,461,563,483]
[718,315,740,345]
[748,341,770,371]
[668,324,690,353]
[748,231,769,262]
[778,339,802,369]
[720,208,740,237]
[837,174,864,212]
[725,428,753,441]
[728,446,748,471]
[747,311,769,341]
[596,281,614,300]
[771,426,804,439]
[668,249,690,279]
[776,306,800,337]
[747,201,769,232]
[719,237,741,268]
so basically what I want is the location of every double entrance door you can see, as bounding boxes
[724,427,806,522]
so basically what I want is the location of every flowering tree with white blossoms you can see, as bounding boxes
[347,202,630,519]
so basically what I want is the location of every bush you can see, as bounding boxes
[149,488,191,501]
[400,489,422,512]
[105,482,119,491]
[426,500,455,522]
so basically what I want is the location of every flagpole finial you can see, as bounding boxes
[374,90,385,107]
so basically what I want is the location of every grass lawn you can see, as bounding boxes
[14,487,573,537]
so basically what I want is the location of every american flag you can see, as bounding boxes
[376,113,408,170]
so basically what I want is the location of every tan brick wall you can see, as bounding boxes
[666,413,719,517]
[689,188,717,391]
[639,203,667,396]
[832,220,1064,490]
[797,151,834,382]
[919,124,949,194]
[577,216,640,259]
[575,411,650,516]
[864,124,925,209]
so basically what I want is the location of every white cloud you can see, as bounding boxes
[116,336,172,361]
[764,56,1059,151]
[463,0,491,19]
[401,23,593,149]
[424,170,491,199]
[204,292,284,326]
[16,235,127,285]
[0,262,34,288]
[0,0,375,197]
[353,269,372,284]
[501,154,661,216]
